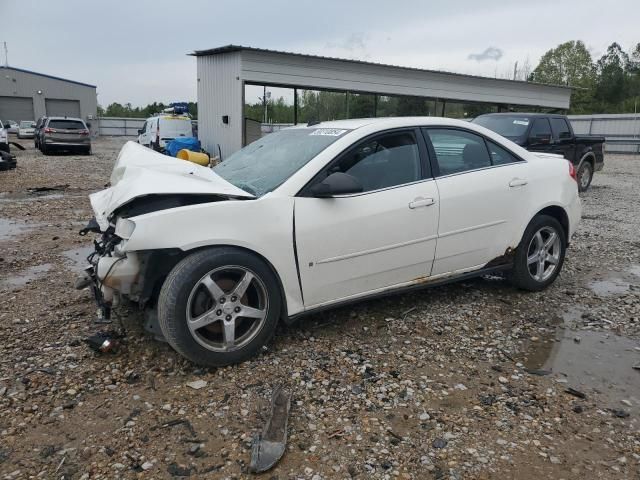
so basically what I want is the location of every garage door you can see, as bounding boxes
[0,96,35,122]
[45,99,81,118]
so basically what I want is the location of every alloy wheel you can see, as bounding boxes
[526,226,561,282]
[186,266,269,352]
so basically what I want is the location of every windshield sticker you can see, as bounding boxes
[310,128,347,136]
[513,120,529,126]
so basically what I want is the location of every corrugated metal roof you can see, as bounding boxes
[191,44,571,90]
[0,66,96,88]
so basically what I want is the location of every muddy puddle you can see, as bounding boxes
[588,265,640,296]
[522,309,640,413]
[0,186,71,204]
[0,218,44,241]
[61,245,94,273]
[0,263,53,290]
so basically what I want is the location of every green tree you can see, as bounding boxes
[594,42,630,111]
[529,40,595,113]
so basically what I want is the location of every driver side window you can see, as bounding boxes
[331,131,422,193]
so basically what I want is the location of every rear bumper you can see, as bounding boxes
[44,140,91,147]
[566,193,582,240]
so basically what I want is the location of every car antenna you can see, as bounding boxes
[307,120,321,127]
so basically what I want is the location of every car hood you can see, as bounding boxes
[89,141,254,230]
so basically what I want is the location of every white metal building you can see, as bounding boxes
[192,45,572,159]
[0,66,98,134]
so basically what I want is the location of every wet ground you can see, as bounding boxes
[1,138,639,479]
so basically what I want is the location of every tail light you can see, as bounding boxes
[568,161,577,182]
[44,127,55,133]
[79,129,89,136]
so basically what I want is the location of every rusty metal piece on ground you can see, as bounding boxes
[153,419,197,437]
[565,387,587,399]
[250,385,291,473]
[83,331,119,353]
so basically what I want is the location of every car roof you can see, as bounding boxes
[47,116,84,122]
[289,116,479,131]
[475,112,565,118]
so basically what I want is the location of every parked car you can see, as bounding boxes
[472,113,604,192]
[5,120,19,134]
[137,113,194,151]
[40,117,91,155]
[0,149,17,170]
[34,116,47,149]
[17,120,36,139]
[79,117,581,367]
[0,120,8,153]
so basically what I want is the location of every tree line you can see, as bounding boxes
[530,40,640,114]
[97,101,198,119]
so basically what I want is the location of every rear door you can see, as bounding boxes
[549,117,576,161]
[424,127,530,275]
[295,129,439,308]
[527,117,554,155]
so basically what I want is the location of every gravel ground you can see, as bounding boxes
[0,137,639,479]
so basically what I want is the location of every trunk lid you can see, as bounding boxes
[90,141,254,230]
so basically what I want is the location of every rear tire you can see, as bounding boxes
[577,161,593,192]
[41,144,49,155]
[158,247,281,367]
[0,143,8,154]
[509,214,566,291]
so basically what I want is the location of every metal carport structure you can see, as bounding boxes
[192,45,572,159]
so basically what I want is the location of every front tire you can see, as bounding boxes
[577,161,593,192]
[158,247,281,367]
[509,214,566,291]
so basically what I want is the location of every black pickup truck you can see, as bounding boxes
[473,113,604,192]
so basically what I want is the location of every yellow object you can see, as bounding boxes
[177,149,209,166]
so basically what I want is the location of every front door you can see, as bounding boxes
[423,128,530,275]
[295,129,440,308]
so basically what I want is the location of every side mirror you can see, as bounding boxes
[529,133,551,145]
[309,172,363,198]
[137,128,143,134]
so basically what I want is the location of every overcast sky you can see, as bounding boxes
[1,0,638,106]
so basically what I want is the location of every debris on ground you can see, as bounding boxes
[250,385,291,473]
[83,331,120,353]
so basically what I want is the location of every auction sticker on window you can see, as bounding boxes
[513,119,529,126]
[309,128,348,136]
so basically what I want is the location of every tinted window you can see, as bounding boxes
[473,115,530,138]
[48,120,85,130]
[214,127,349,197]
[425,129,491,175]
[530,118,552,138]
[331,131,421,192]
[486,140,521,165]
[550,118,571,140]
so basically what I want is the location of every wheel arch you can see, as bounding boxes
[532,205,570,245]
[577,151,595,169]
[142,244,290,322]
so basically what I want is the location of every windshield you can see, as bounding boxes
[214,127,350,196]
[20,121,33,128]
[473,115,531,138]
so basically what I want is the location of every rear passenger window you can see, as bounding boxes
[424,129,491,176]
[530,118,552,138]
[486,140,521,165]
[550,118,571,140]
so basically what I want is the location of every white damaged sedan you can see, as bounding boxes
[81,117,581,366]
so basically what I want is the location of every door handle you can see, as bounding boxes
[509,178,528,188]
[408,197,436,209]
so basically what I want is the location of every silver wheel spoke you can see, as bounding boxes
[546,253,559,265]
[223,320,235,348]
[239,305,266,319]
[543,232,557,251]
[200,275,226,301]
[536,259,545,280]
[189,310,218,330]
[233,272,254,298]
[534,231,544,251]
[527,253,538,265]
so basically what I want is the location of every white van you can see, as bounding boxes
[137,114,193,151]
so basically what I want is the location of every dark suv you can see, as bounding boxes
[39,117,91,155]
